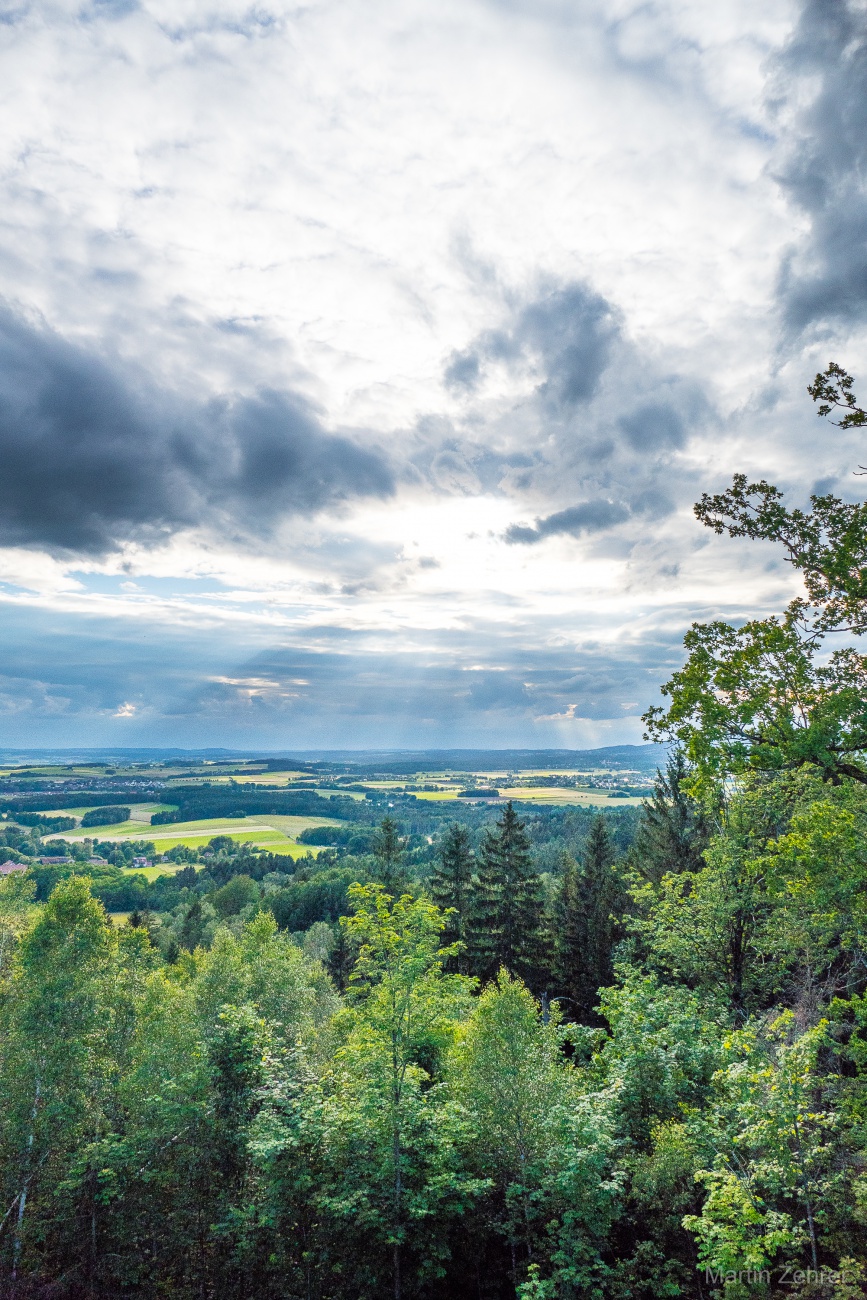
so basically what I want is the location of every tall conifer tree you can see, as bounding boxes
[372,816,407,894]
[553,816,624,1022]
[467,802,546,985]
[429,823,473,963]
[631,752,710,884]
[552,850,582,1005]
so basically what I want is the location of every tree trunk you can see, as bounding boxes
[793,1118,819,1273]
[393,1119,402,1300]
[12,1077,40,1289]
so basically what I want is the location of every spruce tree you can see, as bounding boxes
[179,897,205,952]
[429,823,473,963]
[467,802,546,985]
[552,850,582,1006]
[371,815,407,894]
[631,751,710,884]
[553,815,623,1022]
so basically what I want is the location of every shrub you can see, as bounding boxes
[211,874,260,917]
[11,813,77,833]
[81,806,131,828]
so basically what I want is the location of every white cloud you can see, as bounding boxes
[0,0,864,746]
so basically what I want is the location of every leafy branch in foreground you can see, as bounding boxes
[644,604,867,787]
[808,361,867,429]
[646,365,867,786]
[694,366,867,633]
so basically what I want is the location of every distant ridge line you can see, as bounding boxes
[0,743,668,773]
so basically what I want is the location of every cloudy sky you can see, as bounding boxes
[0,0,865,750]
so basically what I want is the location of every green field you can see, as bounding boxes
[46,811,341,867]
[32,802,175,825]
[122,864,188,882]
[183,772,305,786]
[125,832,320,859]
[119,841,320,881]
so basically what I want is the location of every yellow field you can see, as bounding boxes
[498,787,645,806]
[412,787,644,807]
[314,788,366,801]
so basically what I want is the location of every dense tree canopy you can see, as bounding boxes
[5,370,867,1296]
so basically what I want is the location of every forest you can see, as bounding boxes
[2,365,867,1299]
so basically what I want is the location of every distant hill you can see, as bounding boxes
[0,747,241,765]
[273,745,669,774]
[0,744,668,774]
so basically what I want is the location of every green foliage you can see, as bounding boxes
[645,366,867,790]
[467,802,547,986]
[631,794,779,1018]
[450,971,620,1296]
[685,1014,844,1280]
[165,842,199,862]
[630,752,711,885]
[80,805,132,827]
[594,970,726,1147]
[429,823,473,961]
[644,605,867,791]
[268,865,360,932]
[631,775,867,1018]
[554,817,625,1023]
[10,812,77,833]
[0,872,36,986]
[6,368,867,1295]
[808,362,867,430]
[254,885,479,1296]
[211,873,260,918]
[372,815,408,893]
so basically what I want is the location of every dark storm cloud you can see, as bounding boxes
[445,281,620,407]
[504,499,630,545]
[0,305,394,554]
[443,350,481,389]
[503,488,674,545]
[617,403,686,452]
[774,0,867,329]
[439,277,705,547]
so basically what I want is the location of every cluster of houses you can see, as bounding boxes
[0,854,151,875]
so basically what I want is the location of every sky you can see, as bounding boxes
[0,0,866,750]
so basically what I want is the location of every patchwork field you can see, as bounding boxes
[178,771,305,786]
[33,802,175,825]
[50,811,341,861]
[116,830,320,859]
[412,786,645,807]
[499,787,645,806]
